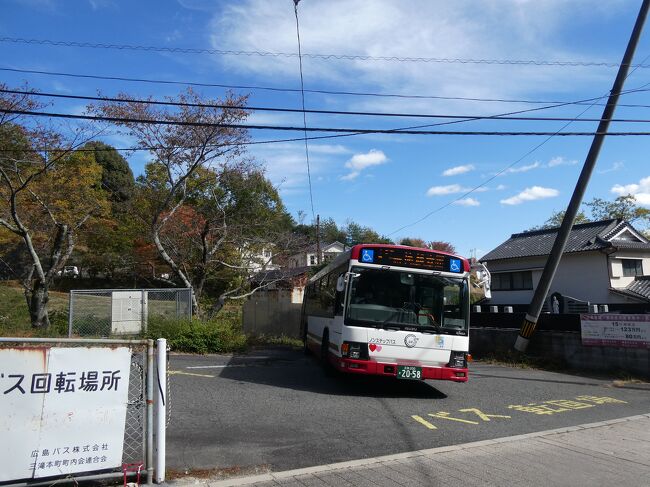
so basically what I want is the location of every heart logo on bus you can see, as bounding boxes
[369,344,382,352]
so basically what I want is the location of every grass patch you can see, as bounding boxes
[145,315,248,354]
[248,334,303,349]
[0,282,300,353]
[0,282,69,337]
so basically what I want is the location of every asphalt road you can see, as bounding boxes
[166,349,650,477]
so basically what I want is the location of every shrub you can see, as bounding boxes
[145,316,248,354]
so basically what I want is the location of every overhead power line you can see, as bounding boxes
[389,39,650,237]
[5,88,650,123]
[4,108,650,136]
[293,0,316,224]
[5,66,650,109]
[0,36,646,68]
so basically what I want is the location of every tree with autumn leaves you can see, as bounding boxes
[2,84,469,328]
[0,86,109,327]
[91,88,302,316]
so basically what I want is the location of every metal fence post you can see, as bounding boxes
[155,338,167,483]
[189,288,194,321]
[110,290,114,334]
[68,291,74,337]
[146,340,154,486]
[142,290,149,333]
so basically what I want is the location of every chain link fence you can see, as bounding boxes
[0,338,155,486]
[68,288,192,337]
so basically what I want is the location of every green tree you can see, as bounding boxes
[83,141,135,203]
[399,237,427,248]
[585,195,649,225]
[80,142,139,279]
[320,217,347,244]
[532,210,590,230]
[135,160,298,316]
[91,88,251,314]
[0,91,109,327]
[344,220,392,246]
[531,195,648,231]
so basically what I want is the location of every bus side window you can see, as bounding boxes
[308,282,320,316]
[320,275,336,318]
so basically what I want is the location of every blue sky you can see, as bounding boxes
[2,0,650,258]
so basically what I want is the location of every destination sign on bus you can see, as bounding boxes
[358,247,463,273]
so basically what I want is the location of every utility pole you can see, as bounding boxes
[316,214,321,265]
[515,0,650,352]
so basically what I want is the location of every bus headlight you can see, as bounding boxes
[448,351,467,368]
[341,342,368,360]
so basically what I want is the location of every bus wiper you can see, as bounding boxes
[382,324,400,331]
[419,324,442,334]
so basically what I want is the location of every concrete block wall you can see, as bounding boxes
[470,327,650,378]
[243,290,302,338]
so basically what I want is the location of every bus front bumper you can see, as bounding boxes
[332,357,469,382]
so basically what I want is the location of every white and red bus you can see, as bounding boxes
[301,244,479,382]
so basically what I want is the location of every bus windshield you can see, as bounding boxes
[346,267,468,333]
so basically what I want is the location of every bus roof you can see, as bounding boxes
[309,244,470,283]
[350,244,467,262]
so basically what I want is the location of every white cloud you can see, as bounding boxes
[341,149,388,181]
[611,176,650,207]
[341,171,360,181]
[547,156,578,167]
[501,162,540,175]
[500,186,559,205]
[442,164,475,177]
[427,184,468,196]
[598,161,624,174]
[261,143,350,155]
[454,197,480,207]
[211,0,614,115]
[310,144,351,155]
[250,141,343,193]
[495,184,507,190]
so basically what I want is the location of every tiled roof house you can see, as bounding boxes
[480,219,650,306]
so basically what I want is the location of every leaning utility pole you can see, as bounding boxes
[515,0,650,352]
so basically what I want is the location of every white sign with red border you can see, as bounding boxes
[580,313,650,348]
[0,346,131,481]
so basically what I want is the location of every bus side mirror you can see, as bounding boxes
[471,262,492,300]
[336,275,346,292]
[344,272,360,284]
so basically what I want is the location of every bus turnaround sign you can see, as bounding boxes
[0,346,131,481]
[580,314,650,348]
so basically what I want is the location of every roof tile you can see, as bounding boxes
[480,219,631,261]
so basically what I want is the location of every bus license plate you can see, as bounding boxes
[397,366,422,380]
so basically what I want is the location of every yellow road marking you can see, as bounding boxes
[459,408,511,421]
[411,415,437,429]
[428,412,479,425]
[168,370,215,378]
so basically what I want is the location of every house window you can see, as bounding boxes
[309,255,317,266]
[492,271,533,291]
[622,259,643,277]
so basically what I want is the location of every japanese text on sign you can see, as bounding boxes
[0,347,131,482]
[580,314,650,348]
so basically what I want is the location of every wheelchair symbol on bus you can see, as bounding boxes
[449,258,461,272]
[361,249,374,263]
